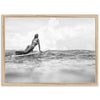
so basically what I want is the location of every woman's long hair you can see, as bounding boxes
[34,34,38,39]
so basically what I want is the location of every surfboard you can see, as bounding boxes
[12,52,39,58]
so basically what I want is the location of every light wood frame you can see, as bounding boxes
[2,14,98,86]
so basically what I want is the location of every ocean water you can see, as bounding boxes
[5,50,95,83]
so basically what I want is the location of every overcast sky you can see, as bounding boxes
[5,17,95,50]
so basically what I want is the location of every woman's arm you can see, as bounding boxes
[38,39,41,52]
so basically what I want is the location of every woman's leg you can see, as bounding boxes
[15,45,36,55]
[15,45,30,55]
[25,46,34,54]
[25,45,30,51]
[15,51,26,55]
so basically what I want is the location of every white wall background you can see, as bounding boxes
[0,0,99,100]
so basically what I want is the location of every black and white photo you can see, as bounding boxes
[2,15,98,85]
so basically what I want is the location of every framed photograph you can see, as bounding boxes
[2,14,98,86]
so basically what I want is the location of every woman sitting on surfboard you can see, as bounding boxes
[15,34,41,55]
